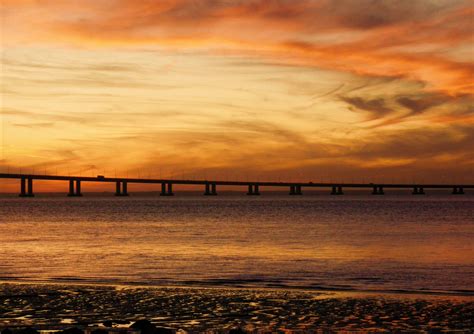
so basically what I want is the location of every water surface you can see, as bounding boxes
[0,195,473,294]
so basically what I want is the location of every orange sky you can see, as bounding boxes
[1,0,473,191]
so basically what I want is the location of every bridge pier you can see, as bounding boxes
[68,180,74,196]
[68,180,82,196]
[412,187,425,195]
[114,181,129,196]
[297,185,302,195]
[452,187,465,195]
[204,183,217,196]
[160,183,174,196]
[331,186,343,195]
[19,177,35,197]
[289,185,302,195]
[115,181,121,196]
[27,178,34,197]
[76,180,82,196]
[372,186,384,195]
[247,184,260,195]
[19,177,27,197]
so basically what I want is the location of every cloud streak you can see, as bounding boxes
[2,0,473,95]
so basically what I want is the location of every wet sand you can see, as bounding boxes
[0,283,473,333]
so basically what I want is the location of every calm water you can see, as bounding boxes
[0,195,473,294]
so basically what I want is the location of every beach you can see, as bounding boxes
[1,282,473,332]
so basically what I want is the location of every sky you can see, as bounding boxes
[1,0,473,191]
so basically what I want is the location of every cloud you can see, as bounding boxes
[311,0,465,30]
[2,0,472,96]
[12,122,55,128]
[340,96,393,120]
[2,108,90,124]
[339,91,473,127]
[32,0,466,35]
[279,39,473,96]
[396,94,450,116]
[353,125,474,161]
[217,119,310,145]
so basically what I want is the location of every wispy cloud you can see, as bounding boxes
[340,96,393,121]
[396,94,450,116]
[2,0,472,95]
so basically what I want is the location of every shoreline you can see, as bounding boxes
[1,279,473,300]
[1,282,473,332]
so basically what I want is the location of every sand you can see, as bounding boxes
[0,283,473,333]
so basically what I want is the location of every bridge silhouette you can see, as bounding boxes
[0,173,471,197]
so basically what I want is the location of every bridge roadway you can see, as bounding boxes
[0,173,472,197]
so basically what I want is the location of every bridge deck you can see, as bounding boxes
[0,173,472,189]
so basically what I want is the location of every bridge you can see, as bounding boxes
[0,173,471,197]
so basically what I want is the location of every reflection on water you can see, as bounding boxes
[0,195,473,294]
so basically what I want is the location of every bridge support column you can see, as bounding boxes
[67,179,82,196]
[115,181,128,196]
[289,185,302,195]
[412,187,425,195]
[296,185,302,195]
[204,183,217,196]
[76,180,82,196]
[452,187,465,195]
[115,182,121,196]
[247,185,253,195]
[372,186,384,195]
[68,180,75,196]
[331,186,343,195]
[161,183,174,196]
[27,178,34,197]
[19,177,27,197]
[247,184,260,195]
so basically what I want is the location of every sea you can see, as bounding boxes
[0,194,473,296]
